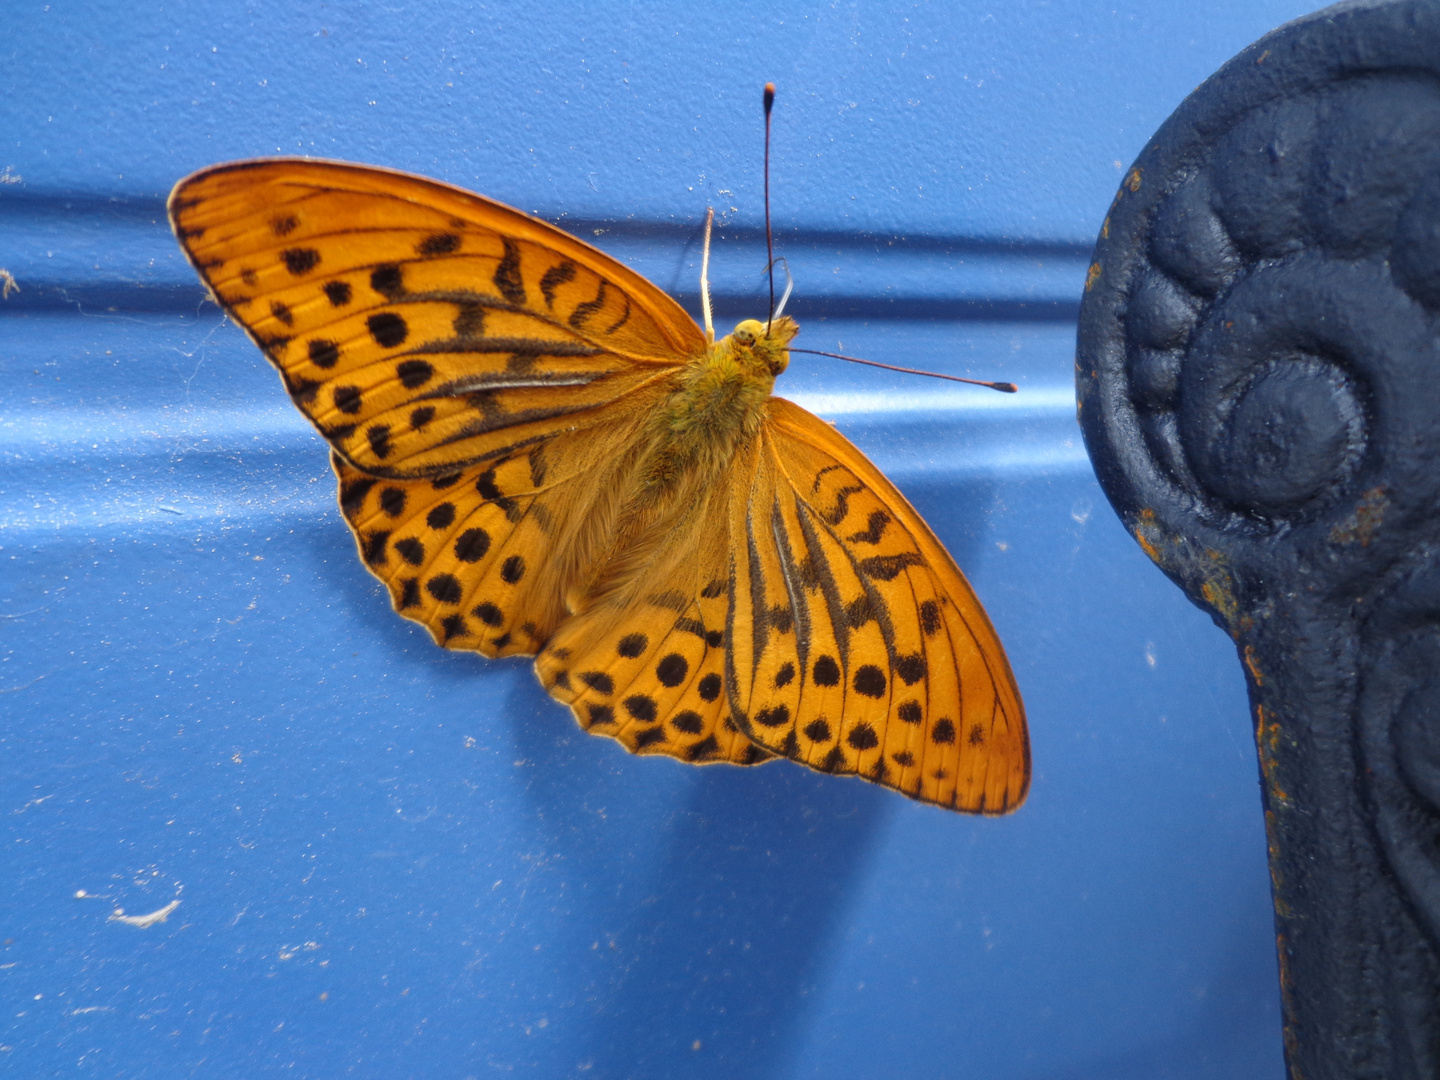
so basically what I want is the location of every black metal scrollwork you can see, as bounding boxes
[1077,1,1440,1075]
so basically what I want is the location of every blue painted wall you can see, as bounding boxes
[1,2,1320,1077]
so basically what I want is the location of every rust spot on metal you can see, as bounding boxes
[1243,644,1264,686]
[1329,484,1389,547]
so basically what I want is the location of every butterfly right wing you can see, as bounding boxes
[725,398,1030,813]
[169,159,706,480]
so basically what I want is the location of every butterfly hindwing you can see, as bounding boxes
[727,398,1030,813]
[534,492,773,767]
[169,159,705,478]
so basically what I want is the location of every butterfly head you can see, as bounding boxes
[729,315,799,377]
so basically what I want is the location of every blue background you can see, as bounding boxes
[1,2,1320,1077]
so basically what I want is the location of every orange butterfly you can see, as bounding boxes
[168,154,1029,813]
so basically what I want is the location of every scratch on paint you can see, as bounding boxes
[108,900,180,928]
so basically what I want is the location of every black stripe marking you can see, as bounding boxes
[569,279,608,329]
[604,296,632,335]
[493,240,526,304]
[539,261,576,308]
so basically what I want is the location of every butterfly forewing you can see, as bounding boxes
[169,160,705,478]
[728,398,1030,813]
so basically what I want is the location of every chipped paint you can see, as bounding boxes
[1329,484,1388,547]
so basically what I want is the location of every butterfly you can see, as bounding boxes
[168,157,1029,813]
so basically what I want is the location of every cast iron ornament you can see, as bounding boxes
[1076,0,1440,1074]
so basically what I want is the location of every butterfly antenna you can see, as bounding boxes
[772,257,794,321]
[700,206,716,345]
[789,348,1019,392]
[763,81,776,333]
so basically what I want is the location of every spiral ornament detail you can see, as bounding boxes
[1077,2,1440,1076]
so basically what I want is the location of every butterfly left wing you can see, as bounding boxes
[726,398,1030,813]
[169,159,705,480]
[169,158,708,657]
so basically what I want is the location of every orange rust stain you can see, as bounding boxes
[1085,262,1102,291]
[1329,484,1389,547]
[1243,644,1264,686]
[1256,49,1272,65]
[1136,531,1161,562]
[1126,168,1143,192]
[1101,215,1110,240]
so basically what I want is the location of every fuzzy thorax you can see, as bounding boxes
[638,315,798,496]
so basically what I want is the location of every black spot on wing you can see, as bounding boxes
[931,718,957,745]
[853,665,887,699]
[896,653,927,685]
[671,711,703,734]
[397,360,434,388]
[803,718,832,742]
[617,633,648,658]
[363,531,389,565]
[309,339,340,368]
[379,487,407,517]
[635,726,667,749]
[371,264,404,299]
[580,671,614,695]
[333,385,362,414]
[847,723,879,751]
[282,248,320,275]
[754,703,790,728]
[920,599,942,636]
[455,529,491,562]
[323,280,352,306]
[418,232,461,256]
[339,477,376,519]
[368,312,408,348]
[625,695,658,723]
[426,503,455,530]
[655,654,688,687]
[270,300,293,326]
[473,602,503,627]
[697,673,722,702]
[685,735,721,762]
[427,574,462,604]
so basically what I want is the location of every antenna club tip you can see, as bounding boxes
[763,83,776,110]
[993,382,1019,394]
